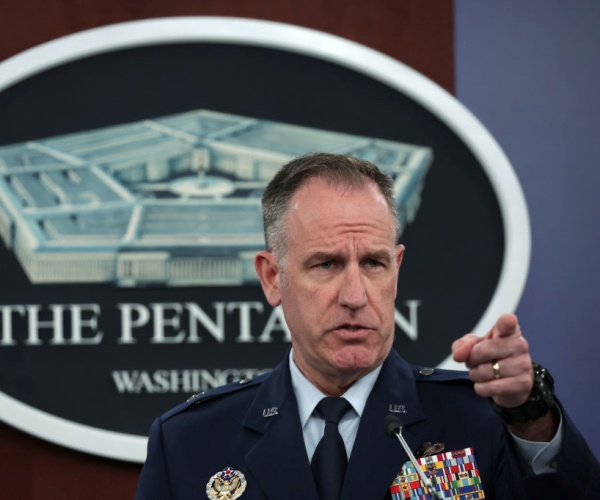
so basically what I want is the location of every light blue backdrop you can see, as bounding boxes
[455,1,600,458]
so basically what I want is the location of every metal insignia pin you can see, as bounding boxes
[206,467,247,500]
[262,407,279,417]
[415,441,445,458]
[388,404,407,413]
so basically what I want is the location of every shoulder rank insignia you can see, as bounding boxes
[206,466,247,499]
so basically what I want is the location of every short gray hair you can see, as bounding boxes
[261,153,400,268]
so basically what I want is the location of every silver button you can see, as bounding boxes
[419,367,435,376]
[186,391,204,402]
[238,377,252,384]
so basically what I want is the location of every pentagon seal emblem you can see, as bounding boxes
[206,466,247,499]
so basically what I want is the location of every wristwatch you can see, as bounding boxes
[490,362,556,425]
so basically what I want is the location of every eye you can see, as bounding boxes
[316,261,334,270]
[364,259,384,268]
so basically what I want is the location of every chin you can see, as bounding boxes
[331,345,382,374]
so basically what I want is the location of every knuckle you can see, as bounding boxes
[516,336,529,352]
[473,382,488,398]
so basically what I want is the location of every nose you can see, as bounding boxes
[338,265,368,310]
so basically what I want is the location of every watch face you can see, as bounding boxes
[534,365,555,406]
[544,383,555,404]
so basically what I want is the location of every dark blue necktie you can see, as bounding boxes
[311,397,351,500]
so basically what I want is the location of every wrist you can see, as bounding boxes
[490,362,555,425]
[507,405,559,441]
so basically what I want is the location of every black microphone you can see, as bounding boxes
[384,414,403,436]
[384,415,443,500]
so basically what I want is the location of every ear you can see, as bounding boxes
[396,244,405,270]
[254,250,283,307]
[392,244,405,300]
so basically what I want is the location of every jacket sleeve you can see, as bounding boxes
[524,407,600,499]
[506,404,600,500]
[134,418,174,500]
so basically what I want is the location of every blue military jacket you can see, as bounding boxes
[134,350,599,499]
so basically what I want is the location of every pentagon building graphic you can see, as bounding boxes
[0,110,433,286]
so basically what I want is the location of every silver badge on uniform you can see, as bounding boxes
[389,404,407,413]
[263,407,279,417]
[206,466,247,499]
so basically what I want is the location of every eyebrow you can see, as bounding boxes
[363,250,393,264]
[305,249,393,266]
[304,251,338,266]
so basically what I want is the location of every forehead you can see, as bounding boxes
[286,177,396,247]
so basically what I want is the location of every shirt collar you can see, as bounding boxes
[289,348,382,428]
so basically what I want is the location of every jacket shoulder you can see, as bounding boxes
[410,365,472,384]
[160,371,270,423]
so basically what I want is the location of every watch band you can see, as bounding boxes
[490,362,556,425]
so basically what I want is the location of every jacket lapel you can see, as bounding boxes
[243,357,318,500]
[342,350,428,499]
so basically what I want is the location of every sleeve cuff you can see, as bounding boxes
[509,407,564,475]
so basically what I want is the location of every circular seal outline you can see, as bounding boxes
[206,467,247,500]
[0,16,530,462]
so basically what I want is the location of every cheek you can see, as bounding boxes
[370,280,398,306]
[281,286,323,328]
[294,282,337,313]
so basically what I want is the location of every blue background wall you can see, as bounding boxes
[455,1,600,458]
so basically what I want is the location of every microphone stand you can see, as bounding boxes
[385,415,444,500]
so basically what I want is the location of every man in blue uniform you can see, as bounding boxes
[135,153,599,499]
